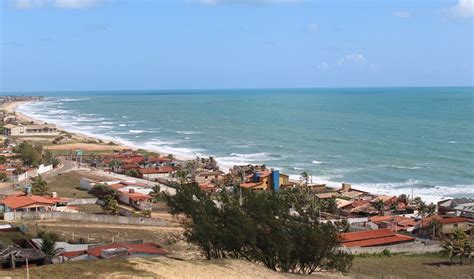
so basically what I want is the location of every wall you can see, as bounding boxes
[4,211,176,227]
[67,198,98,205]
[37,164,53,174]
[342,242,442,254]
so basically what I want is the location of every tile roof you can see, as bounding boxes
[0,195,67,210]
[118,190,152,201]
[240,182,264,188]
[340,228,415,247]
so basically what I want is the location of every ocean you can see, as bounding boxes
[16,87,474,202]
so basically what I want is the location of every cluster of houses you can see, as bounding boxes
[0,224,166,269]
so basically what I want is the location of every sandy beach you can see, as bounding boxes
[3,100,192,160]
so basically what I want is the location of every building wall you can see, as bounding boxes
[441,222,469,234]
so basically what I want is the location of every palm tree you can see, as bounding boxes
[300,172,309,186]
[441,238,455,264]
[417,201,428,229]
[150,184,161,202]
[373,199,385,216]
[39,232,64,261]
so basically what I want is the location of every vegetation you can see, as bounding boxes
[88,184,116,199]
[31,175,49,196]
[126,169,140,178]
[150,184,162,202]
[102,195,119,215]
[0,173,8,182]
[165,183,353,274]
[16,142,43,167]
[38,232,64,258]
[441,229,472,265]
[0,155,6,164]
[373,199,385,216]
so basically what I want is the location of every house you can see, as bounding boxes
[438,198,474,219]
[62,242,167,261]
[419,216,471,234]
[117,188,153,210]
[139,166,175,181]
[337,183,372,200]
[240,170,289,191]
[3,123,59,137]
[340,228,415,247]
[0,226,48,269]
[368,215,418,232]
[194,170,224,184]
[0,194,68,213]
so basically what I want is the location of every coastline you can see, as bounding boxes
[5,100,195,162]
[4,99,469,203]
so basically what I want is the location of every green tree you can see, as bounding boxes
[164,183,353,274]
[0,173,8,182]
[300,171,310,186]
[102,195,119,215]
[0,156,6,164]
[88,184,116,199]
[417,201,428,229]
[150,184,162,202]
[373,199,385,216]
[126,169,140,178]
[39,232,64,259]
[16,142,42,167]
[31,175,48,196]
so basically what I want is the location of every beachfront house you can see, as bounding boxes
[3,123,59,137]
[240,169,289,191]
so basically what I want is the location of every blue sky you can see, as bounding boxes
[1,0,473,91]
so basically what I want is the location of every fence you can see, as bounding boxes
[343,242,442,254]
[67,198,98,205]
[12,164,53,182]
[4,211,177,227]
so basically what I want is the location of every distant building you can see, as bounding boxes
[0,194,68,213]
[3,123,59,137]
[240,170,289,191]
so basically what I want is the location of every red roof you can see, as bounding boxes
[240,182,263,188]
[87,242,166,258]
[0,194,67,210]
[119,190,152,201]
[139,166,175,174]
[342,234,415,247]
[421,216,470,226]
[62,250,86,258]
[340,229,415,247]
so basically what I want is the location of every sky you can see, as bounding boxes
[0,0,473,92]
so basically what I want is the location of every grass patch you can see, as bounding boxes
[73,204,104,214]
[47,170,111,198]
[0,257,154,279]
[351,253,474,279]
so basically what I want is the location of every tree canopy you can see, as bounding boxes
[165,183,353,274]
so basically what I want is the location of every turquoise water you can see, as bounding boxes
[17,87,474,201]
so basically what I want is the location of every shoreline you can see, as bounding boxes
[4,100,467,203]
[6,100,194,161]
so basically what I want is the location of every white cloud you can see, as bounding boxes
[449,0,474,18]
[393,10,411,18]
[338,53,368,65]
[12,0,105,9]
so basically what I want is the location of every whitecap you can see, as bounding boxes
[129,130,144,134]
[176,131,201,135]
[312,160,324,164]
[448,141,457,144]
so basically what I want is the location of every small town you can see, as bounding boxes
[0,95,472,278]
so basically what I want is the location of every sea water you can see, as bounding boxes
[16,87,474,201]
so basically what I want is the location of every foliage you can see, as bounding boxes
[382,249,392,257]
[102,195,119,215]
[88,184,116,199]
[16,142,43,167]
[441,229,472,265]
[164,183,353,274]
[150,184,162,202]
[31,175,49,196]
[0,155,6,164]
[373,199,385,216]
[140,208,152,217]
[126,169,140,178]
[42,149,60,168]
[0,173,8,182]
[39,232,64,257]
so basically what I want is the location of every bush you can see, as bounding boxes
[382,249,392,257]
[165,183,353,274]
